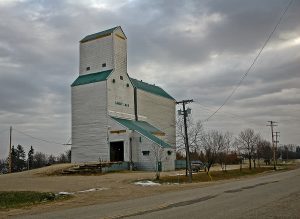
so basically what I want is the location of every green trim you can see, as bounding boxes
[130,78,175,100]
[71,70,112,87]
[80,26,126,43]
[111,117,172,148]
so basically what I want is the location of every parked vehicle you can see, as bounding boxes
[191,161,205,172]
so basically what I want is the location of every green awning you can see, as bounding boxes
[71,70,112,87]
[111,117,172,148]
[130,77,175,100]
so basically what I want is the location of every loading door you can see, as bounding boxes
[110,141,124,162]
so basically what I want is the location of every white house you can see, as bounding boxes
[71,26,176,171]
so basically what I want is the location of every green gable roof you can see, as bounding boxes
[130,78,175,100]
[111,117,172,148]
[80,26,122,43]
[71,70,112,87]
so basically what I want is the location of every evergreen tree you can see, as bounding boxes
[67,150,71,163]
[27,146,34,170]
[15,145,26,171]
[10,145,17,172]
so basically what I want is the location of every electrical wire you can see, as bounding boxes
[13,128,67,146]
[203,0,294,122]
[0,129,8,135]
[193,101,264,125]
[192,101,269,135]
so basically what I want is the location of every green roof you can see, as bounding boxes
[80,26,122,43]
[130,78,175,100]
[71,70,112,87]
[111,117,172,148]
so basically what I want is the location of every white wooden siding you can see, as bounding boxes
[136,89,176,147]
[71,81,109,162]
[136,135,175,171]
[107,73,135,119]
[79,35,114,75]
[107,118,131,161]
[113,29,127,74]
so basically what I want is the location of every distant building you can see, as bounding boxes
[71,26,176,171]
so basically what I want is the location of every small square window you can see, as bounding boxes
[102,63,106,67]
[86,67,90,71]
[142,151,150,156]
[167,151,172,156]
[120,76,123,80]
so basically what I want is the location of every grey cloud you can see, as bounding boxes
[1,0,300,159]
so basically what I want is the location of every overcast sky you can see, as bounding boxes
[0,0,299,159]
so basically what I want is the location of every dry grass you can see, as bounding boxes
[0,191,71,210]
[158,167,276,184]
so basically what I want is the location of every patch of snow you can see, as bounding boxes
[57,187,109,195]
[57,191,74,195]
[77,188,109,193]
[134,180,160,186]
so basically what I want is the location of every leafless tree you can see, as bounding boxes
[201,130,226,172]
[257,139,272,167]
[149,143,164,180]
[236,128,260,169]
[176,116,203,154]
[218,132,233,171]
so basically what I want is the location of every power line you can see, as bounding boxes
[13,128,67,146]
[193,101,265,128]
[203,0,293,122]
[0,129,8,135]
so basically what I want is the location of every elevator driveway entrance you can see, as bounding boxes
[110,141,124,162]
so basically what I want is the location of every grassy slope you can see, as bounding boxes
[0,191,69,210]
[159,167,278,184]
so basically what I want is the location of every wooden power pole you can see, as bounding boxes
[9,126,12,173]
[267,121,277,170]
[274,131,280,164]
[177,99,193,183]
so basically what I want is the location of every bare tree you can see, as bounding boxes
[33,152,48,168]
[236,129,260,170]
[176,116,203,176]
[218,132,233,171]
[149,143,164,180]
[201,130,226,172]
[176,116,203,153]
[257,139,272,166]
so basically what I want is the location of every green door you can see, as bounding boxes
[157,161,162,172]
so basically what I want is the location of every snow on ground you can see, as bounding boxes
[58,188,109,195]
[58,192,74,195]
[134,180,161,186]
[77,188,109,193]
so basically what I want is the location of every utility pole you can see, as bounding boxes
[274,131,280,165]
[9,126,12,173]
[177,99,193,183]
[267,121,277,170]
